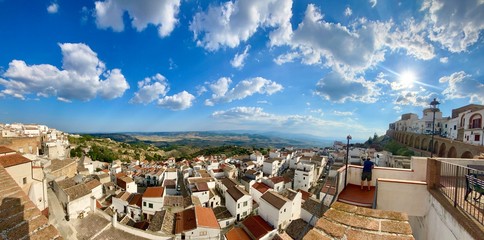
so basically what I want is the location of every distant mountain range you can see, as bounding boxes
[87,130,335,148]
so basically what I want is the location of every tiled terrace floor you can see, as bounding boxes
[337,184,375,208]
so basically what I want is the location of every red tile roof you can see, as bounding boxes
[143,186,164,198]
[242,215,274,239]
[195,206,220,229]
[0,153,31,168]
[175,208,197,233]
[298,189,312,201]
[225,227,251,240]
[270,176,285,184]
[252,182,271,194]
[227,186,249,201]
[128,193,143,207]
[0,146,15,154]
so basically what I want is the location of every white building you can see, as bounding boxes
[85,179,103,199]
[262,158,282,177]
[225,186,252,221]
[112,191,131,216]
[294,162,315,192]
[251,181,271,204]
[142,186,165,220]
[250,151,265,166]
[174,206,220,239]
[259,191,293,229]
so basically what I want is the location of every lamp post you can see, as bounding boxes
[344,135,352,187]
[429,98,440,157]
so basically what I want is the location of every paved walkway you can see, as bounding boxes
[47,188,78,239]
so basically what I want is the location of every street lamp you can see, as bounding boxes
[429,98,440,157]
[344,135,352,187]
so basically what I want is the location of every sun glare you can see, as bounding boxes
[399,71,415,88]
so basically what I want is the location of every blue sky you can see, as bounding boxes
[0,0,483,140]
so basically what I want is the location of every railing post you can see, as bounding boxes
[453,165,459,207]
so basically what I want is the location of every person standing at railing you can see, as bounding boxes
[361,157,374,191]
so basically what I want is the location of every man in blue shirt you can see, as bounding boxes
[361,157,374,191]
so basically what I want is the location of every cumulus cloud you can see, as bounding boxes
[344,7,352,16]
[130,74,169,104]
[94,0,181,37]
[273,52,300,65]
[230,45,250,69]
[385,18,435,60]
[333,110,353,116]
[393,90,435,107]
[439,57,448,63]
[314,71,380,103]
[205,77,283,106]
[439,71,484,103]
[47,3,59,14]
[189,0,293,50]
[0,43,129,101]
[158,91,195,110]
[421,0,484,52]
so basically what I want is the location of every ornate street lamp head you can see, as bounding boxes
[347,135,352,140]
[430,98,440,109]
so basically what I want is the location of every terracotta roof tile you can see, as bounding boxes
[261,191,288,210]
[242,215,274,239]
[84,179,102,190]
[195,206,219,229]
[143,187,164,198]
[0,154,31,168]
[226,186,249,201]
[225,227,251,240]
[0,146,15,154]
[128,193,143,207]
[252,182,270,194]
[175,208,196,233]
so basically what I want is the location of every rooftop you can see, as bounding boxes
[227,186,249,201]
[252,182,271,194]
[143,186,164,198]
[220,177,238,189]
[225,227,251,240]
[0,146,15,154]
[242,215,274,239]
[49,159,75,172]
[64,184,91,201]
[195,206,220,229]
[84,179,102,190]
[261,191,288,210]
[0,165,61,240]
[0,153,31,168]
[303,202,414,240]
[175,208,196,234]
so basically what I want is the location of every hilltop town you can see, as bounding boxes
[1,101,484,240]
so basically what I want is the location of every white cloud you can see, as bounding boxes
[314,71,381,103]
[344,7,352,16]
[205,77,283,106]
[189,0,293,50]
[421,0,484,52]
[385,18,435,60]
[130,74,169,104]
[47,3,59,14]
[230,45,250,69]
[0,43,129,101]
[94,0,181,37]
[439,71,484,103]
[439,57,448,63]
[333,110,353,116]
[157,91,195,110]
[211,106,372,138]
[273,52,300,65]
[393,90,435,107]
[370,0,377,8]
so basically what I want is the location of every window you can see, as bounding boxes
[143,202,146,207]
[454,125,456,130]
[238,203,240,208]
[200,231,207,236]
[475,135,480,142]
[149,203,153,208]
[22,177,27,185]
[243,201,248,207]
[243,211,247,216]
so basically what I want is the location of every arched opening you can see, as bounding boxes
[414,136,420,149]
[438,143,446,157]
[461,151,473,159]
[447,147,457,158]
[469,113,482,129]
[405,135,410,145]
[409,135,414,147]
[433,141,439,155]
[421,138,429,151]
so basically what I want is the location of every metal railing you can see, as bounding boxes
[437,161,484,225]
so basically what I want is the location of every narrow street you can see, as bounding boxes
[47,188,78,240]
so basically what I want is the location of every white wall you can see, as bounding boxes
[408,194,473,240]
[142,197,164,216]
[183,227,220,240]
[112,197,128,215]
[67,194,91,219]
[376,179,429,216]
[126,182,137,193]
[91,185,103,199]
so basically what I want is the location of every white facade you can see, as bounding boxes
[125,181,137,193]
[294,162,315,192]
[262,159,280,177]
[259,192,292,229]
[225,186,252,221]
[142,197,164,217]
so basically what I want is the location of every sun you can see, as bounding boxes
[399,70,416,88]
